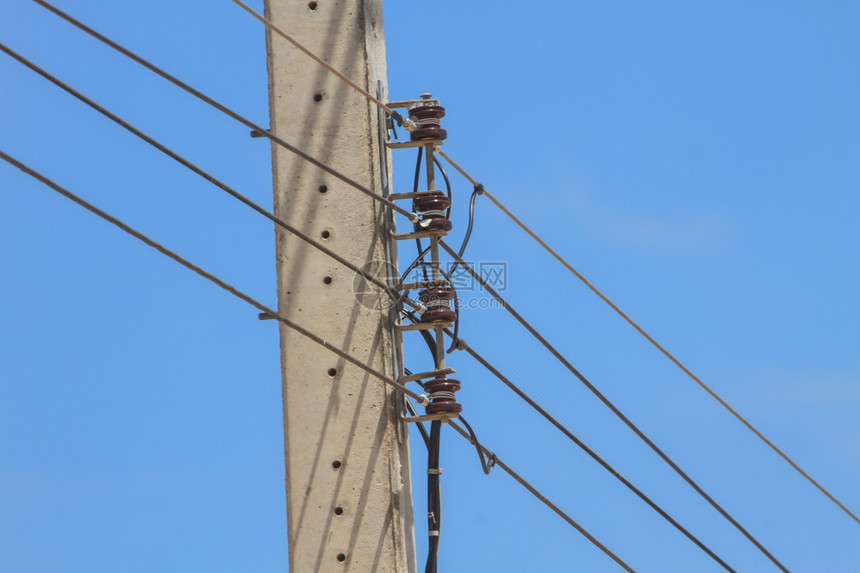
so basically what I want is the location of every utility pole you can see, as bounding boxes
[263,1,416,571]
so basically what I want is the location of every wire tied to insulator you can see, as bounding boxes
[418,286,457,324]
[413,191,452,232]
[388,109,416,131]
[424,378,462,415]
[416,209,447,218]
[408,94,447,141]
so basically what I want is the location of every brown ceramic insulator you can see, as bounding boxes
[414,191,453,232]
[424,377,462,415]
[409,104,448,141]
[419,286,456,323]
[421,306,456,322]
[413,191,451,213]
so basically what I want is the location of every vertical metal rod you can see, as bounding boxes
[424,142,446,370]
[424,142,436,192]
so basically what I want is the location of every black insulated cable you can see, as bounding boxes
[445,184,482,353]
[425,420,442,573]
[413,147,429,282]
[433,155,453,219]
[457,415,495,476]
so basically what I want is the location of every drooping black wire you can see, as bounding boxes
[445,184,482,353]
[413,147,429,282]
[457,415,495,476]
[447,184,482,278]
[437,240,787,572]
[433,155,453,219]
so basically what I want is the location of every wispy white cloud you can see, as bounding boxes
[562,188,734,255]
[760,372,860,407]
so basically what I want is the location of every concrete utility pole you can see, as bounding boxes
[263,1,416,571]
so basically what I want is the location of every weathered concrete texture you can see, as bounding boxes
[264,1,415,571]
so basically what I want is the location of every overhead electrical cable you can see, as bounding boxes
[224,0,860,528]
[0,42,411,315]
[437,240,789,572]
[447,329,735,571]
[434,147,860,528]
[0,151,422,404]
[31,0,419,224]
[445,419,635,573]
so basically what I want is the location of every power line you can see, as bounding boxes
[448,328,736,572]
[0,150,422,403]
[446,419,635,573]
[437,239,789,572]
[0,41,411,314]
[31,0,419,225]
[434,146,860,529]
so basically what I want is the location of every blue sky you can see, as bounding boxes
[2,1,859,571]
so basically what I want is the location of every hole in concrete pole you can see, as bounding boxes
[328,367,338,377]
[321,229,331,239]
[336,553,346,563]
[313,93,323,102]
[334,506,344,516]
[319,184,328,193]
[332,459,342,469]
[323,275,333,285]
[308,1,318,10]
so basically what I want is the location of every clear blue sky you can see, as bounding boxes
[2,1,859,571]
